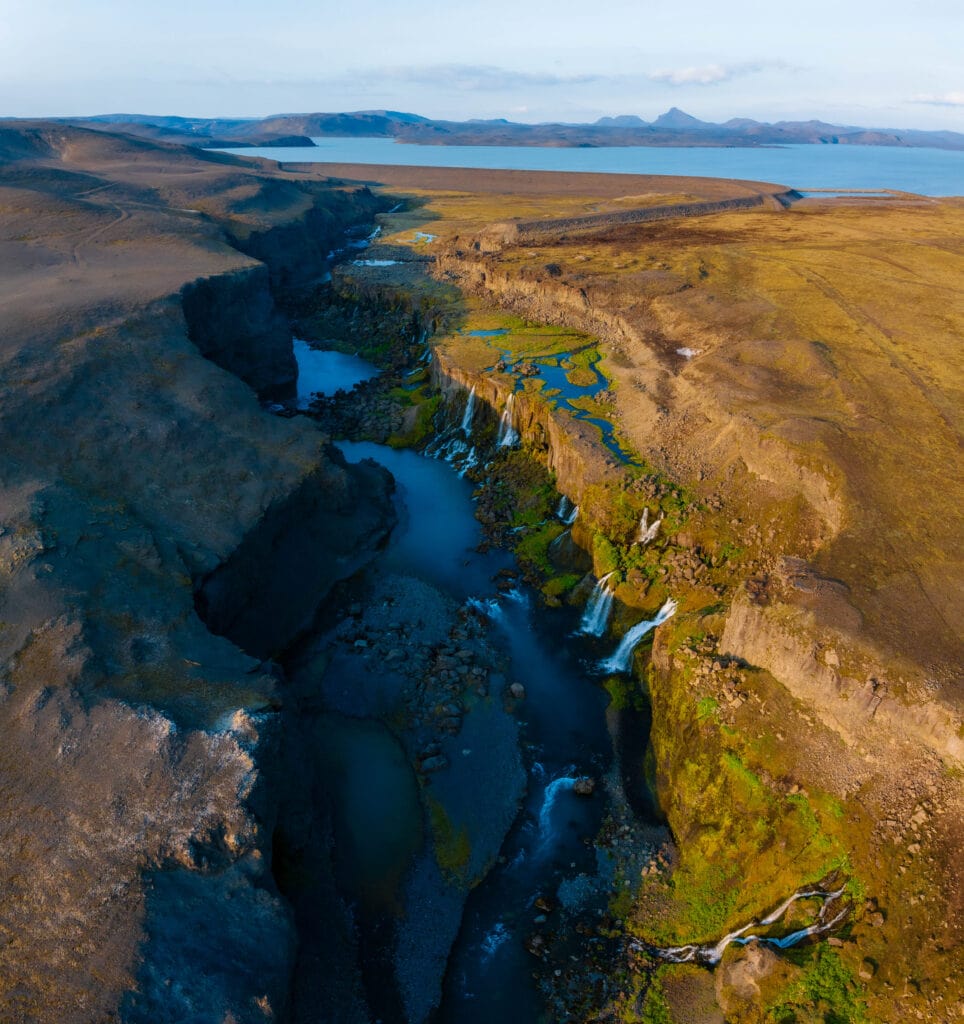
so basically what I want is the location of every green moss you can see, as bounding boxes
[638,974,673,1024]
[566,366,600,387]
[515,522,565,575]
[604,675,649,712]
[542,573,581,599]
[387,393,442,448]
[427,797,472,884]
[593,533,621,575]
[766,946,868,1023]
[696,696,719,721]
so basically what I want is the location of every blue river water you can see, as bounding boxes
[220,136,963,195]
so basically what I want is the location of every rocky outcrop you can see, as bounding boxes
[181,264,295,400]
[230,186,388,297]
[197,446,395,659]
[720,591,963,764]
[431,350,622,501]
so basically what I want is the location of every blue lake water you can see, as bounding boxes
[220,136,963,195]
[292,340,378,408]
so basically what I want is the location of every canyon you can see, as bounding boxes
[0,124,961,1023]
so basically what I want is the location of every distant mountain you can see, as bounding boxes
[595,115,647,127]
[651,107,712,131]
[39,108,964,151]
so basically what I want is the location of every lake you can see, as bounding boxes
[220,136,963,196]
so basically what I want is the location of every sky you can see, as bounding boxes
[1,0,962,131]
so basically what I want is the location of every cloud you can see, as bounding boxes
[383,64,604,92]
[911,91,964,106]
[648,62,773,86]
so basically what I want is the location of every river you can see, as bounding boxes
[303,437,651,1021]
[218,136,963,195]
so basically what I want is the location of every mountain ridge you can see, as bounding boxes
[13,107,963,150]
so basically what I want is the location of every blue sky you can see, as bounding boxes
[1,0,961,130]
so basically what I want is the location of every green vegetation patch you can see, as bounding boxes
[766,946,869,1023]
[515,521,565,575]
[427,796,472,884]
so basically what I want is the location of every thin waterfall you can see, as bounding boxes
[496,392,519,447]
[637,508,663,545]
[599,598,678,673]
[460,386,476,435]
[656,887,847,965]
[575,572,617,637]
[556,495,579,525]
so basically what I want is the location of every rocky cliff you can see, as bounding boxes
[0,125,396,1022]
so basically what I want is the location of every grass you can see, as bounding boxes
[765,946,868,1023]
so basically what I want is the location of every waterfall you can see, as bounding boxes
[458,447,478,477]
[656,887,848,965]
[556,495,579,525]
[496,393,519,448]
[599,598,678,673]
[576,572,617,637]
[538,775,577,840]
[460,386,476,435]
[637,508,663,546]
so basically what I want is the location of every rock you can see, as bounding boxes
[420,755,449,773]
[573,777,596,796]
[859,959,876,981]
[715,942,779,1012]
[509,683,526,700]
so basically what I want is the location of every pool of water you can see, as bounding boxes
[292,340,378,409]
[317,712,424,911]
[218,137,964,196]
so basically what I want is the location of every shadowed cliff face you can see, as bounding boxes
[0,124,398,1022]
[197,448,396,660]
[181,265,296,400]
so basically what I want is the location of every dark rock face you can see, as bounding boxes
[196,447,396,659]
[233,187,387,297]
[181,265,296,400]
[0,124,402,1023]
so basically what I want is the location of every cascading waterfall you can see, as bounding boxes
[538,775,578,841]
[575,572,617,637]
[460,386,476,435]
[653,887,848,965]
[557,497,579,526]
[636,508,663,546]
[496,392,519,448]
[599,598,678,673]
[458,447,478,477]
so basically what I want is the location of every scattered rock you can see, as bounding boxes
[509,682,526,700]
